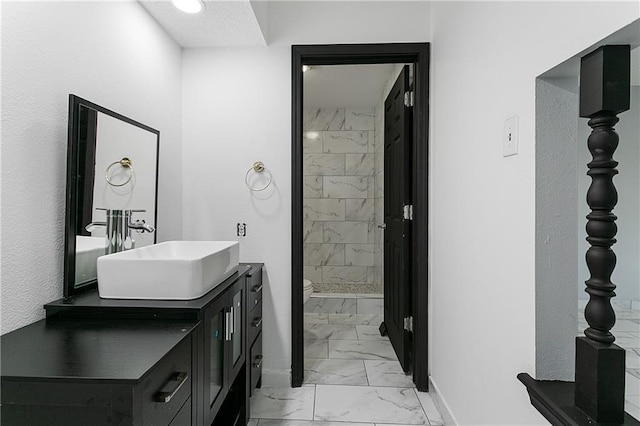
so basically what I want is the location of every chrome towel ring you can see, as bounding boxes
[105,157,134,187]
[245,161,272,191]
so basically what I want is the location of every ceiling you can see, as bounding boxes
[139,0,267,47]
[303,64,399,108]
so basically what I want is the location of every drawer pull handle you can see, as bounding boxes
[253,355,263,369]
[252,318,263,328]
[155,372,188,403]
[225,311,233,341]
[252,284,263,293]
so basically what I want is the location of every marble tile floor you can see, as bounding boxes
[578,307,640,420]
[249,313,444,425]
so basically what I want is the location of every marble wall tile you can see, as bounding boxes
[303,154,345,176]
[303,244,344,266]
[303,199,345,221]
[367,176,375,198]
[303,221,323,244]
[367,221,376,244]
[323,266,368,283]
[323,131,369,153]
[357,298,384,315]
[345,199,374,221]
[345,244,375,266]
[374,198,383,222]
[303,131,323,153]
[304,298,357,314]
[374,172,384,199]
[323,221,369,244]
[303,266,322,284]
[302,176,323,198]
[367,267,376,284]
[323,176,368,199]
[366,131,374,153]
[304,108,345,131]
[345,154,375,176]
[345,108,375,130]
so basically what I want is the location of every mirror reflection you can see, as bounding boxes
[65,95,159,296]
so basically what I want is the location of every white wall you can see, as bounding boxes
[429,2,639,424]
[1,1,182,334]
[181,1,431,385]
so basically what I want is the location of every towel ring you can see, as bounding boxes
[245,161,272,191]
[105,157,134,187]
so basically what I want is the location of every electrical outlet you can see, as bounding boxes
[503,115,519,157]
[237,223,246,237]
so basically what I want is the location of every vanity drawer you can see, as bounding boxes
[169,397,191,426]
[250,333,263,395]
[248,302,262,346]
[247,271,262,311]
[141,335,192,425]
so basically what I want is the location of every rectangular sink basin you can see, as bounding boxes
[97,241,240,300]
[75,236,107,286]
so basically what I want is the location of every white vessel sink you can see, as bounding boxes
[97,241,240,300]
[75,236,107,286]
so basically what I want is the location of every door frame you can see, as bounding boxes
[291,42,430,391]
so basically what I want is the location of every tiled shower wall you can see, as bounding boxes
[303,108,379,294]
[373,64,405,293]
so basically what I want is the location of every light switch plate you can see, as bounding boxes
[503,115,519,157]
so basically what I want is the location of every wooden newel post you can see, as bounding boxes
[576,44,630,423]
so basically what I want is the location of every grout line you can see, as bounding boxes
[363,359,370,386]
[312,384,317,421]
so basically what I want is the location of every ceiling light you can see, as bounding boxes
[302,65,311,73]
[172,0,204,14]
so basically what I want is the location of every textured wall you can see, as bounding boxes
[1,2,182,334]
[303,108,378,294]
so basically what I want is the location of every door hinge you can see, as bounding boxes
[404,91,414,107]
[403,316,414,332]
[403,204,413,221]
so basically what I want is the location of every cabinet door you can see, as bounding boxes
[229,278,245,382]
[204,294,229,423]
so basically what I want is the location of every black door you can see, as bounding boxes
[383,65,412,372]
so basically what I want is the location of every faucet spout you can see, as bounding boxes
[85,221,106,232]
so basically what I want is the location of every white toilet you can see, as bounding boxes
[303,279,314,304]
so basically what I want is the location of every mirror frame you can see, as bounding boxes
[64,94,160,297]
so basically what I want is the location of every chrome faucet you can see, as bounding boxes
[85,209,155,254]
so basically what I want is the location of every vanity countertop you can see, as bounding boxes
[45,263,262,319]
[1,318,197,383]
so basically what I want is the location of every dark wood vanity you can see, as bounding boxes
[1,263,264,426]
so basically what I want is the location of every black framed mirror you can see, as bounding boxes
[64,95,159,297]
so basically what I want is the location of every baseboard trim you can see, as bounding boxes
[261,368,291,388]
[430,376,459,425]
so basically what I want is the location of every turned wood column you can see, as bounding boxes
[575,44,630,423]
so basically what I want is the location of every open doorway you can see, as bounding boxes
[291,43,430,391]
